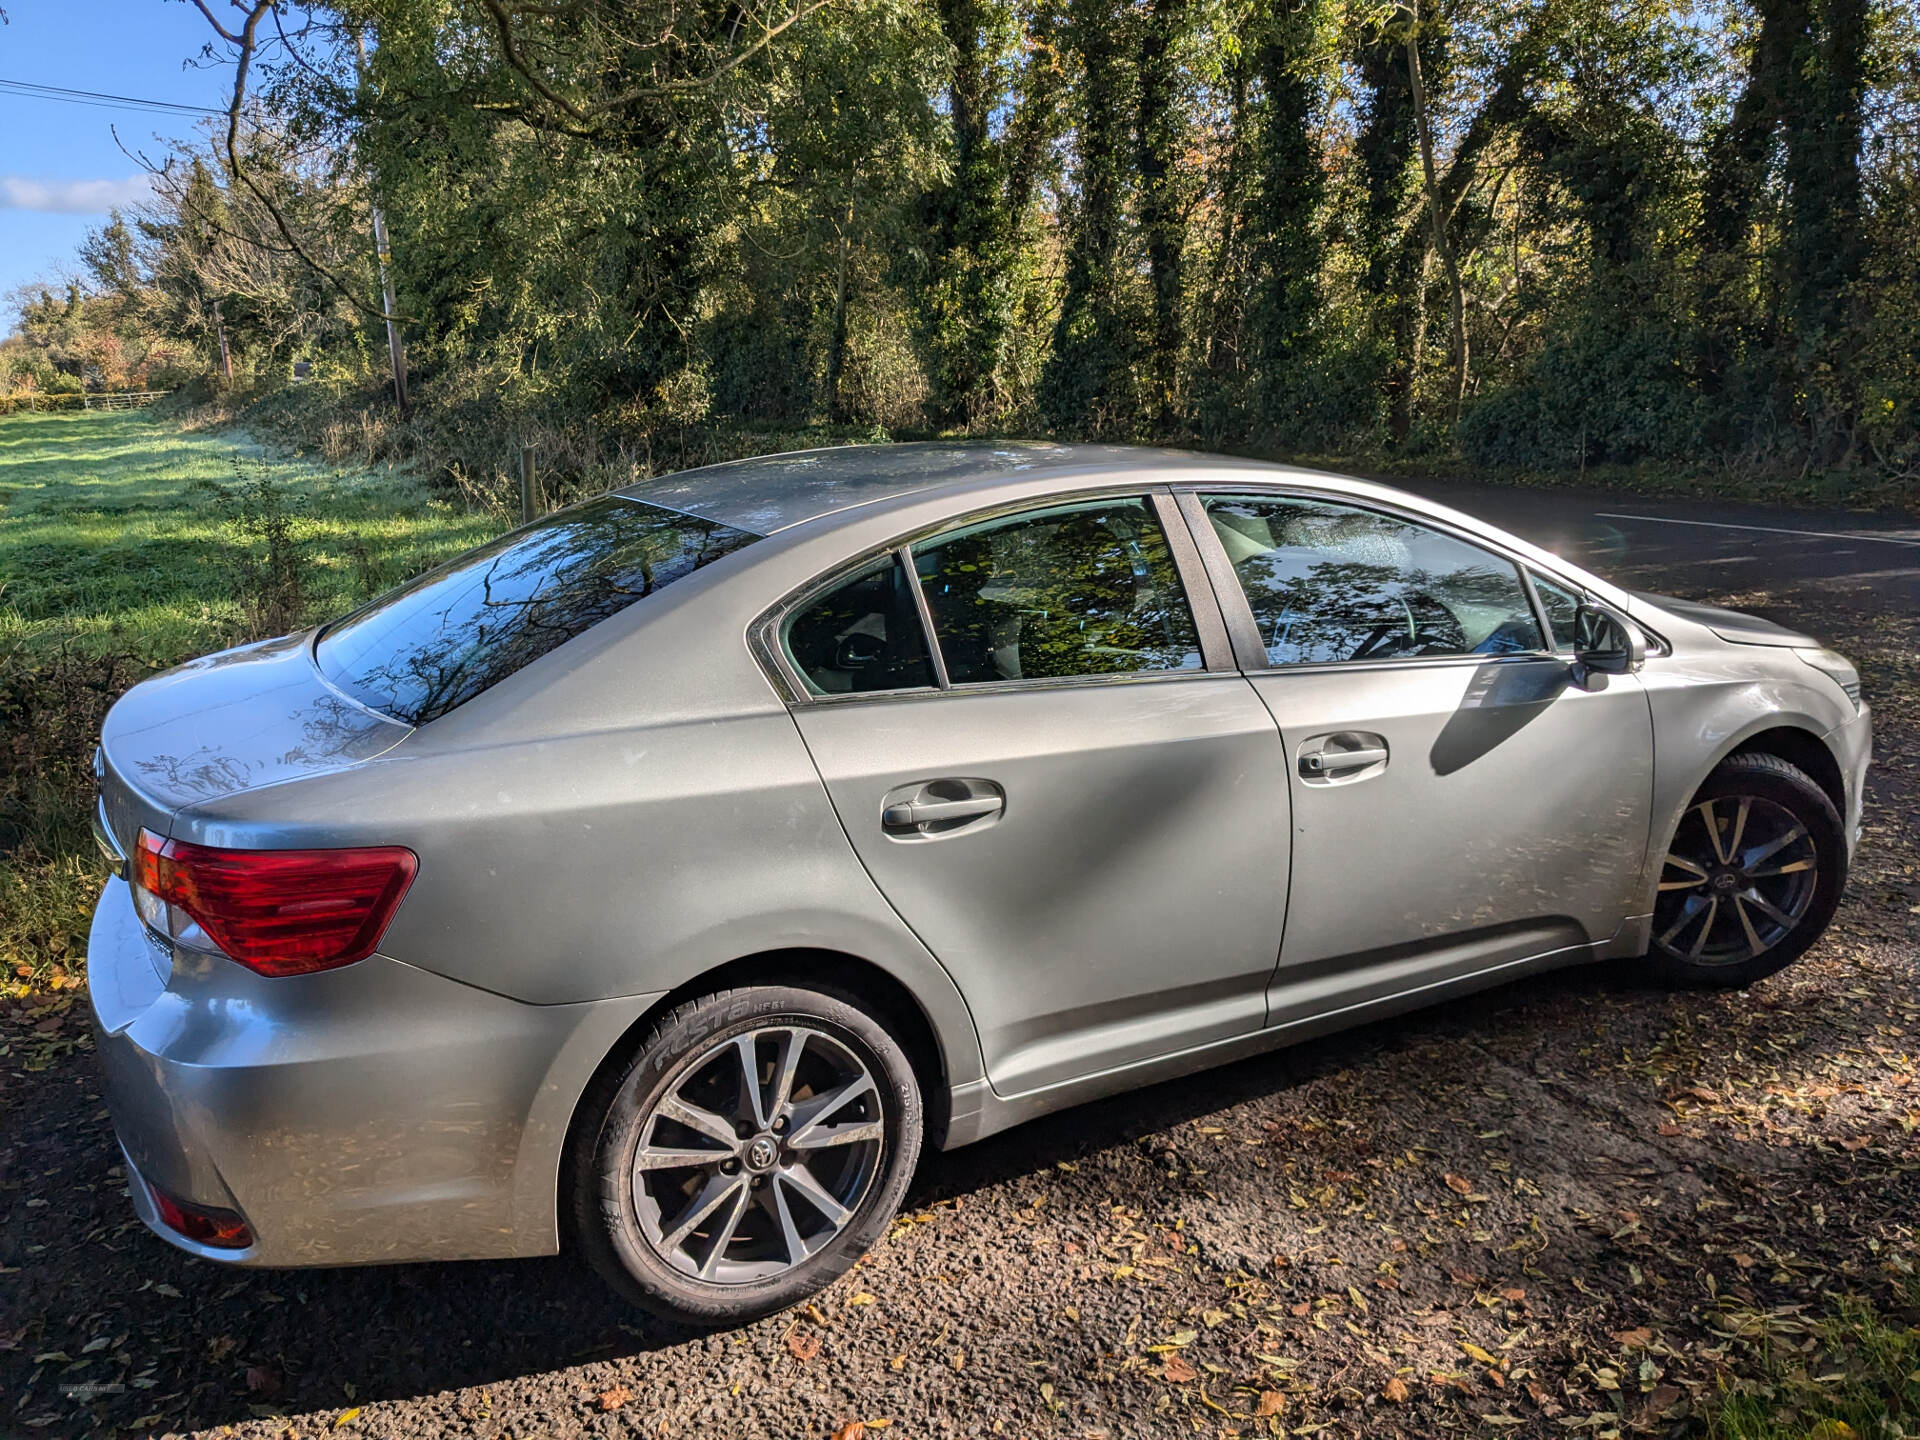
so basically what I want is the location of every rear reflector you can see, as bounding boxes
[131,830,417,978]
[148,1184,254,1249]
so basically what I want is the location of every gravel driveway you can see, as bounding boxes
[6,487,1917,1440]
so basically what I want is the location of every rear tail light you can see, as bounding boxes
[130,829,417,978]
[147,1182,253,1249]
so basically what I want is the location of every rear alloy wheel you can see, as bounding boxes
[1645,752,1846,988]
[570,985,921,1325]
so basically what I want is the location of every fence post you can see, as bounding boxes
[520,446,537,525]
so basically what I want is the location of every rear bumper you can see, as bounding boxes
[88,877,659,1268]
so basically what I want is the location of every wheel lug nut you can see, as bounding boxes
[772,1116,787,1133]
[722,1159,739,1174]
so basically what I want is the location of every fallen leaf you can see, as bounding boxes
[1656,1123,1682,1137]
[1613,1328,1652,1348]
[334,1408,362,1428]
[848,1293,877,1306]
[786,1332,822,1362]
[830,1423,865,1440]
[1256,1390,1287,1416]
[1461,1342,1501,1367]
[1499,1288,1526,1302]
[1290,1301,1311,1317]
[1163,1355,1198,1383]
[596,1386,632,1412]
[1382,1377,1410,1403]
[1646,1384,1684,1412]
[1444,1173,1473,1195]
[1806,1423,1859,1440]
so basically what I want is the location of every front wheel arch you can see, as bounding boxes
[1729,725,1847,822]
[1638,719,1844,917]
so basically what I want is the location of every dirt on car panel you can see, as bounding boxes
[4,580,1917,1438]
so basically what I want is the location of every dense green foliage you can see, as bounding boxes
[4,0,1917,497]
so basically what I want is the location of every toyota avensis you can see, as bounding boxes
[88,443,1870,1323]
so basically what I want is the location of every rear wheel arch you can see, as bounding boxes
[559,948,953,1240]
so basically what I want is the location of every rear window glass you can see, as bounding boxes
[316,496,758,724]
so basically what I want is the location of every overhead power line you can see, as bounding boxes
[0,77,224,118]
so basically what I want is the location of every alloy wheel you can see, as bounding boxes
[631,1026,885,1284]
[1653,793,1819,965]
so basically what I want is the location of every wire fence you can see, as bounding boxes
[0,391,171,415]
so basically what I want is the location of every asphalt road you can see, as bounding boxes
[5,481,1917,1440]
[1394,478,1920,610]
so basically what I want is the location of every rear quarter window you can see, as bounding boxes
[316,496,758,724]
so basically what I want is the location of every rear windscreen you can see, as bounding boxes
[315,496,759,725]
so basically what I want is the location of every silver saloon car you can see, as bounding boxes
[89,443,1870,1323]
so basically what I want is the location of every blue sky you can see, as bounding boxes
[0,1,232,311]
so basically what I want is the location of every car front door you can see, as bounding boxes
[781,491,1291,1098]
[1178,489,1654,1022]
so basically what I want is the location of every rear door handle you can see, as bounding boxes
[883,795,1003,827]
[880,779,1006,838]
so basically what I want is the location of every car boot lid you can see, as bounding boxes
[97,632,411,848]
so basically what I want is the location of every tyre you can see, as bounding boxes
[569,984,922,1325]
[1643,752,1846,988]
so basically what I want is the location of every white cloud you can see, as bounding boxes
[0,175,155,215]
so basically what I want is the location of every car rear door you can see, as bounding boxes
[1176,489,1654,1022]
[781,490,1291,1098]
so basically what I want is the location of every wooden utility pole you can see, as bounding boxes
[354,30,409,418]
[519,446,539,524]
[213,297,234,382]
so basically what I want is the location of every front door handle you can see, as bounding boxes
[1298,733,1391,782]
[1300,746,1388,775]
[880,778,1006,839]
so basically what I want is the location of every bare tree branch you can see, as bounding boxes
[474,0,837,126]
[188,0,408,324]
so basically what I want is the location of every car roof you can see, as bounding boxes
[617,440,1284,535]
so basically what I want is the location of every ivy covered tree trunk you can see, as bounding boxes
[919,0,1016,424]
[1241,0,1327,442]
[1353,18,1421,441]
[1785,0,1871,457]
[1135,0,1190,435]
[1040,0,1139,435]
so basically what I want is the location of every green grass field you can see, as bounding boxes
[0,408,498,662]
[0,408,501,998]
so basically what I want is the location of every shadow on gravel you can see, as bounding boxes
[910,960,1632,1204]
[14,960,1650,1434]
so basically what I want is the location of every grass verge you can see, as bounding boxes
[1706,1288,1920,1439]
[0,408,501,999]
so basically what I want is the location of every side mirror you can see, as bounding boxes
[1573,602,1645,675]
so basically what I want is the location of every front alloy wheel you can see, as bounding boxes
[1645,752,1846,987]
[571,984,921,1325]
